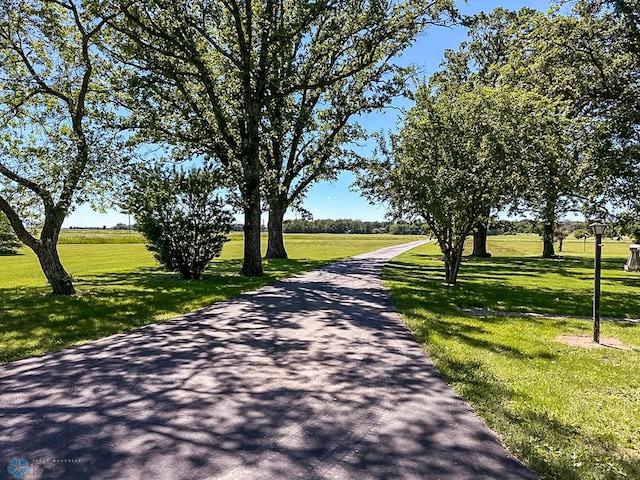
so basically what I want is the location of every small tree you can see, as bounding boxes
[126,165,233,280]
[555,224,569,252]
[573,228,589,240]
[0,212,21,254]
[359,84,525,285]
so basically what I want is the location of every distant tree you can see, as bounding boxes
[573,228,589,239]
[0,212,21,254]
[125,164,233,280]
[0,0,123,294]
[282,218,388,234]
[555,224,569,252]
[389,222,423,235]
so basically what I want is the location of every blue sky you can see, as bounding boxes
[63,0,555,228]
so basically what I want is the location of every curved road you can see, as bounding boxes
[0,241,537,479]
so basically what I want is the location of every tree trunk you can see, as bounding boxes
[265,201,288,259]
[471,223,491,257]
[35,241,75,295]
[241,186,264,276]
[443,239,466,286]
[471,207,491,257]
[1,200,76,295]
[444,252,462,286]
[542,222,556,258]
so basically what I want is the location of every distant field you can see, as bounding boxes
[386,235,640,480]
[0,232,423,363]
[59,228,146,244]
[477,233,633,259]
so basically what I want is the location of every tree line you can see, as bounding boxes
[282,218,427,235]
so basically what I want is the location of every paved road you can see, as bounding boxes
[0,241,538,480]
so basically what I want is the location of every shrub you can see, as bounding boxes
[125,164,233,279]
[573,228,589,239]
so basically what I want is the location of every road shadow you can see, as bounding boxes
[387,254,640,320]
[0,258,328,364]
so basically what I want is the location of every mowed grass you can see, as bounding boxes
[384,235,640,480]
[0,231,422,364]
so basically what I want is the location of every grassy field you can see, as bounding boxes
[58,228,146,244]
[0,231,422,364]
[384,235,640,480]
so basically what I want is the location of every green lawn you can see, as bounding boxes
[0,231,422,364]
[384,235,640,480]
[58,228,146,244]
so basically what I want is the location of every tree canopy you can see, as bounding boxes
[105,0,454,273]
[359,83,536,285]
[0,0,124,294]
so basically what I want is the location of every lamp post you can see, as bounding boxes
[589,220,606,343]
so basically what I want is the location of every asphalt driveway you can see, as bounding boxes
[0,241,538,479]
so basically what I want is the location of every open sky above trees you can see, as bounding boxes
[62,0,556,229]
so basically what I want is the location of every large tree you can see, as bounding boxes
[431,7,531,257]
[496,9,592,257]
[0,0,122,294]
[261,0,453,259]
[107,0,454,272]
[561,0,640,220]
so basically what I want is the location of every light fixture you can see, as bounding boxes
[589,220,606,236]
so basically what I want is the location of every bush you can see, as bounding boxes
[125,164,233,279]
[0,212,21,254]
[573,228,589,239]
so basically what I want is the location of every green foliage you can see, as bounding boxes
[388,222,427,236]
[125,164,233,280]
[0,211,20,254]
[108,0,455,268]
[566,0,640,217]
[0,0,125,294]
[613,212,640,243]
[385,237,640,480]
[504,3,639,223]
[573,228,589,240]
[359,84,539,284]
[280,218,426,235]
